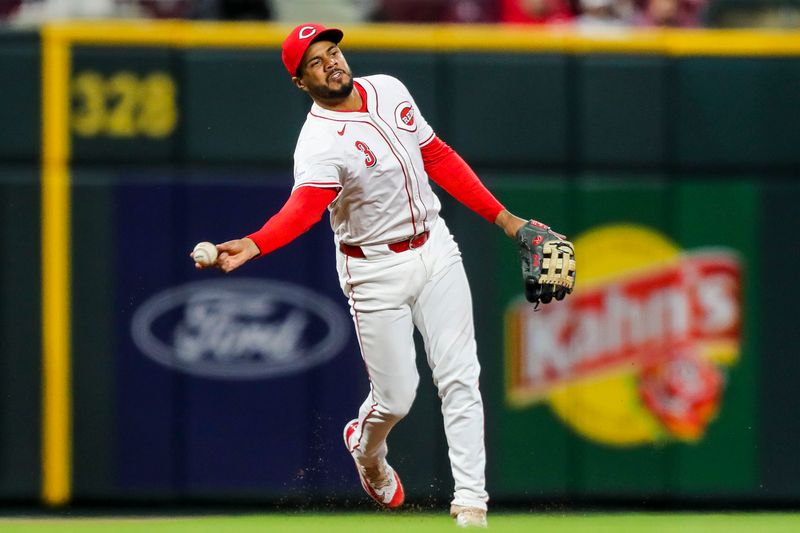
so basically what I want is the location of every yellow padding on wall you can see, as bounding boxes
[41,26,72,506]
[45,21,800,56]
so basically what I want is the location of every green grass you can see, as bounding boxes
[1,512,799,533]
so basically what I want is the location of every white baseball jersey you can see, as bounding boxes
[291,75,441,245]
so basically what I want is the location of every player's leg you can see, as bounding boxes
[412,221,489,512]
[348,303,419,467]
[338,253,424,468]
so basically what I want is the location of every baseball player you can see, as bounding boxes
[193,23,556,528]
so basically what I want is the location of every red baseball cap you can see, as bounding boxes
[282,23,344,77]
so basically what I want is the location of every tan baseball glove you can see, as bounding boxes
[516,220,576,305]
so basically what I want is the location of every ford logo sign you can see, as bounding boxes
[131,278,351,379]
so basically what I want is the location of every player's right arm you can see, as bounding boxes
[211,126,343,273]
[208,186,338,273]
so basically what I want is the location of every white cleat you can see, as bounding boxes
[343,419,405,509]
[450,505,488,528]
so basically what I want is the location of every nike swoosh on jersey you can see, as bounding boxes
[337,124,347,136]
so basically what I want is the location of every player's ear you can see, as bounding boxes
[292,76,308,93]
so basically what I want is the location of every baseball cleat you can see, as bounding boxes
[450,505,488,528]
[343,419,405,509]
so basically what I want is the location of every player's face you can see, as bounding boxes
[294,41,354,100]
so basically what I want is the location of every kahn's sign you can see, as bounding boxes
[506,224,743,446]
[131,279,351,379]
[510,251,740,396]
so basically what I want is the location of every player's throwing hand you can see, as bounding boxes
[190,238,260,272]
[214,238,260,273]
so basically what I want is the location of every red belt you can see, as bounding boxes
[339,231,430,258]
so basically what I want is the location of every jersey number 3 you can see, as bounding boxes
[355,141,377,168]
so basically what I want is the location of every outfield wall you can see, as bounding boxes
[0,23,799,505]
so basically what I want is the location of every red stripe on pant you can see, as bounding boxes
[346,255,378,453]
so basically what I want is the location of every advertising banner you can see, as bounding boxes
[464,177,759,498]
[113,172,364,498]
[506,224,741,446]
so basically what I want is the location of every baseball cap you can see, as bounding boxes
[282,23,344,77]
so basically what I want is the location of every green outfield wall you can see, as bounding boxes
[14,30,799,171]
[54,50,800,172]
[0,23,42,505]
[0,24,799,505]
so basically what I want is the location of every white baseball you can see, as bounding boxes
[192,241,218,266]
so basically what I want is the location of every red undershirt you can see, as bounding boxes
[246,83,505,256]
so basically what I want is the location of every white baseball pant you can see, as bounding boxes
[336,216,489,510]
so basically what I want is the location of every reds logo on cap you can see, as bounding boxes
[282,23,344,77]
[298,26,317,39]
[394,101,417,132]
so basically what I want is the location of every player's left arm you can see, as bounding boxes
[420,136,526,236]
[420,101,575,305]
[421,135,575,304]
[494,209,528,238]
[395,77,528,238]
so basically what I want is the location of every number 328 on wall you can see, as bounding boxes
[71,70,178,139]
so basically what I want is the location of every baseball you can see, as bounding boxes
[192,241,218,266]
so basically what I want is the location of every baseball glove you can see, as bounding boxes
[516,220,576,305]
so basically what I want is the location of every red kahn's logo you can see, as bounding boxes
[509,251,740,398]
